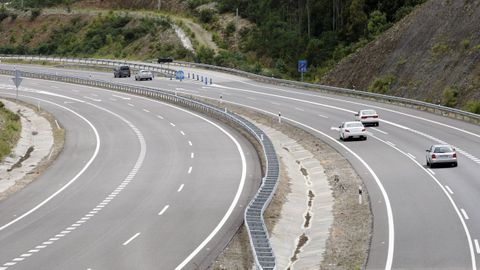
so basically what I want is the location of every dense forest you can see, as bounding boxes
[2,0,426,80]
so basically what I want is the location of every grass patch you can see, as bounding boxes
[0,101,21,162]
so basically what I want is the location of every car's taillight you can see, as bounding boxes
[453,153,457,158]
[345,129,350,132]
[361,116,367,119]
[432,154,436,159]
[373,115,379,118]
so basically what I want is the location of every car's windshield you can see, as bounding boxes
[346,123,363,128]
[434,146,453,153]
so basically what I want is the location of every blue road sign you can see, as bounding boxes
[298,60,307,73]
[175,70,185,81]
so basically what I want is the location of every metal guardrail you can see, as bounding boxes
[170,61,480,125]
[0,68,278,270]
[0,54,178,78]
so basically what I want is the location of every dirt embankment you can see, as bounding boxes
[322,0,480,108]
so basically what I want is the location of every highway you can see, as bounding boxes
[1,63,480,269]
[0,73,261,270]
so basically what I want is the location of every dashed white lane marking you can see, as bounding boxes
[406,153,416,159]
[427,168,436,175]
[246,97,256,100]
[83,96,101,102]
[123,233,141,246]
[12,258,24,262]
[191,152,194,159]
[112,94,130,100]
[180,131,185,136]
[445,186,454,194]
[177,184,184,192]
[371,127,388,135]
[461,209,470,220]
[385,141,396,147]
[270,101,282,105]
[127,103,134,107]
[330,127,340,131]
[157,115,164,119]
[143,109,150,113]
[188,167,192,174]
[188,141,192,146]
[294,107,305,111]
[158,205,170,216]
[318,114,328,118]
[475,239,480,254]
[170,122,176,127]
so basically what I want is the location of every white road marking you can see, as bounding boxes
[475,239,480,254]
[83,96,101,102]
[64,101,75,104]
[3,263,15,266]
[127,103,134,107]
[28,250,39,253]
[112,94,131,100]
[294,107,305,111]
[12,258,24,262]
[385,141,396,147]
[177,184,184,192]
[445,186,454,194]
[246,97,256,100]
[188,167,192,174]
[461,209,470,220]
[158,205,170,216]
[123,233,140,246]
[157,115,164,119]
[427,168,436,175]
[188,141,192,146]
[142,109,150,113]
[170,122,176,127]
[270,101,282,105]
[180,131,185,136]
[20,254,31,257]
[371,127,388,135]
[318,114,328,118]
[191,152,194,159]
[330,127,340,131]
[406,153,416,159]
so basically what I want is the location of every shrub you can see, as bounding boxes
[441,86,458,107]
[368,74,396,94]
[30,8,42,20]
[0,5,9,21]
[463,100,480,114]
[199,9,216,24]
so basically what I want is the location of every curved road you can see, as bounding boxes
[0,74,261,270]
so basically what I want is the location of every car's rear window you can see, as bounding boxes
[362,110,376,115]
[434,146,453,153]
[120,66,130,70]
[346,123,363,128]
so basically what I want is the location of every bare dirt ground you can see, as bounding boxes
[209,102,371,270]
[0,98,65,201]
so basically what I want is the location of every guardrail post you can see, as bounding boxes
[210,78,213,85]
[278,112,282,123]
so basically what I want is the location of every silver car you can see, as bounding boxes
[355,109,380,126]
[426,144,458,167]
[339,121,367,141]
[135,70,154,81]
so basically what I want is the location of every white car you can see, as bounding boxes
[355,109,379,126]
[339,121,367,141]
[135,70,154,81]
[426,144,458,168]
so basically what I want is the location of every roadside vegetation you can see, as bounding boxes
[0,101,21,162]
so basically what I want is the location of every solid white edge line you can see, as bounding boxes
[427,168,436,175]
[0,97,101,232]
[158,205,170,216]
[461,209,470,220]
[122,233,140,246]
[445,186,454,194]
[475,239,480,254]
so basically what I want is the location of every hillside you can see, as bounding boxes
[322,0,480,113]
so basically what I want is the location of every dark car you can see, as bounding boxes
[114,66,131,78]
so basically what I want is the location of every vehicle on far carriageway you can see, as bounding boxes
[355,109,380,126]
[339,121,367,141]
[114,66,131,78]
[426,144,458,168]
[135,70,154,81]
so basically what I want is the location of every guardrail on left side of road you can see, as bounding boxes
[0,68,279,270]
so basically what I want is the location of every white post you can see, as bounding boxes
[358,186,363,205]
[278,112,282,123]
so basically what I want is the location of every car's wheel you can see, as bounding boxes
[453,162,458,167]
[376,122,380,126]
[426,159,430,167]
[363,136,367,141]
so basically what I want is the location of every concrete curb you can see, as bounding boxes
[0,99,54,194]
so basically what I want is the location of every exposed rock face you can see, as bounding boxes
[322,0,480,107]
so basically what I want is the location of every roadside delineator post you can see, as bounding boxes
[359,186,363,204]
[278,112,282,123]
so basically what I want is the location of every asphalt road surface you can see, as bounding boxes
[0,73,261,270]
[2,63,480,269]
